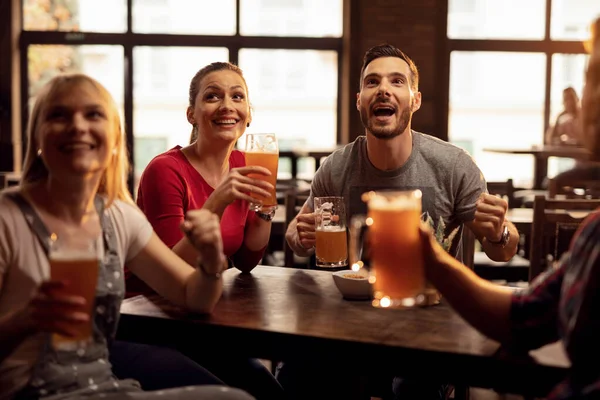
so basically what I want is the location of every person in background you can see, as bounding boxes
[421,16,600,399]
[546,87,582,146]
[133,62,284,400]
[0,73,252,400]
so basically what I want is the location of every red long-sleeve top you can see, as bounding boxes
[125,146,265,297]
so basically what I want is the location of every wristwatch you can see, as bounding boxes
[255,209,276,222]
[487,225,510,248]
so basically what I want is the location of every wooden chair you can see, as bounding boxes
[283,187,312,268]
[548,177,600,199]
[529,195,600,281]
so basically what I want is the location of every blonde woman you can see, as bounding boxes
[0,74,252,400]
[421,17,600,399]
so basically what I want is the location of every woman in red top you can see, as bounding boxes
[130,62,284,400]
[131,62,274,296]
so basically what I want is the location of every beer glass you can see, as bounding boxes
[349,190,425,308]
[245,133,279,213]
[49,233,101,349]
[314,196,348,268]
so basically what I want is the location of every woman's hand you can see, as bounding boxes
[22,280,89,337]
[419,222,455,280]
[205,166,274,214]
[181,209,226,274]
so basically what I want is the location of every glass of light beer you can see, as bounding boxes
[244,133,279,213]
[49,233,101,349]
[314,196,348,268]
[349,190,425,308]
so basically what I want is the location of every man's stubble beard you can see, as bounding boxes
[360,99,414,140]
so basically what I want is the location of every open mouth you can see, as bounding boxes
[213,118,239,127]
[372,105,396,117]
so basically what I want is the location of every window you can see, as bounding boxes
[240,0,343,38]
[132,0,236,35]
[448,0,546,40]
[551,0,600,40]
[23,0,127,32]
[449,52,546,186]
[447,0,596,188]
[238,49,338,151]
[20,0,343,195]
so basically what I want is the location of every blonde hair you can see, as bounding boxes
[21,73,133,207]
[582,18,600,161]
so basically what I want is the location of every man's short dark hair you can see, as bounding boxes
[359,44,419,91]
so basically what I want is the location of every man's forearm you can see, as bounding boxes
[285,219,315,257]
[482,221,519,262]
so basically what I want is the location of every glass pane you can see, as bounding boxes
[133,0,235,35]
[133,47,229,192]
[240,0,342,38]
[551,0,600,40]
[449,52,546,188]
[23,0,126,32]
[549,54,587,124]
[547,53,588,177]
[448,0,545,39]
[238,48,338,177]
[28,45,124,109]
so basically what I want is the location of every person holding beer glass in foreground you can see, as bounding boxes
[134,62,283,399]
[282,44,518,399]
[0,74,253,400]
[421,17,600,400]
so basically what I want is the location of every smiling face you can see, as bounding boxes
[187,69,251,143]
[37,81,115,180]
[357,57,421,140]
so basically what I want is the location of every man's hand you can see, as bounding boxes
[296,213,316,249]
[474,193,508,242]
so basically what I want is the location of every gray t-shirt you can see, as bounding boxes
[307,131,487,257]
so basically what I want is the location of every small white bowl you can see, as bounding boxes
[332,269,372,300]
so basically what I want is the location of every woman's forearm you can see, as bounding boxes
[430,256,514,343]
[184,267,225,314]
[244,216,271,251]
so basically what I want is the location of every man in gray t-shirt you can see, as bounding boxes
[286,45,518,264]
[280,42,519,400]
[280,43,519,400]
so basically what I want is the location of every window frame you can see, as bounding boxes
[18,0,344,193]
[442,0,588,143]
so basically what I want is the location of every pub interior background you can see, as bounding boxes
[1,0,598,193]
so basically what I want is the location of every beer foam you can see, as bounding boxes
[317,225,345,232]
[50,251,99,261]
[368,196,420,211]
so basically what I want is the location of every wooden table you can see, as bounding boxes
[118,266,569,397]
[507,207,533,235]
[484,145,590,189]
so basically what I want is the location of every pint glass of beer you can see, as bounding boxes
[349,190,425,308]
[49,233,101,349]
[245,133,279,213]
[314,196,348,268]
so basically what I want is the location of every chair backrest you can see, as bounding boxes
[529,195,600,281]
[283,187,311,268]
[486,179,516,209]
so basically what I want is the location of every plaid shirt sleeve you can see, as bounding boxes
[509,259,566,351]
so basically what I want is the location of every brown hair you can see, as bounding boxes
[582,18,600,160]
[359,44,420,91]
[21,73,132,206]
[188,62,250,143]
